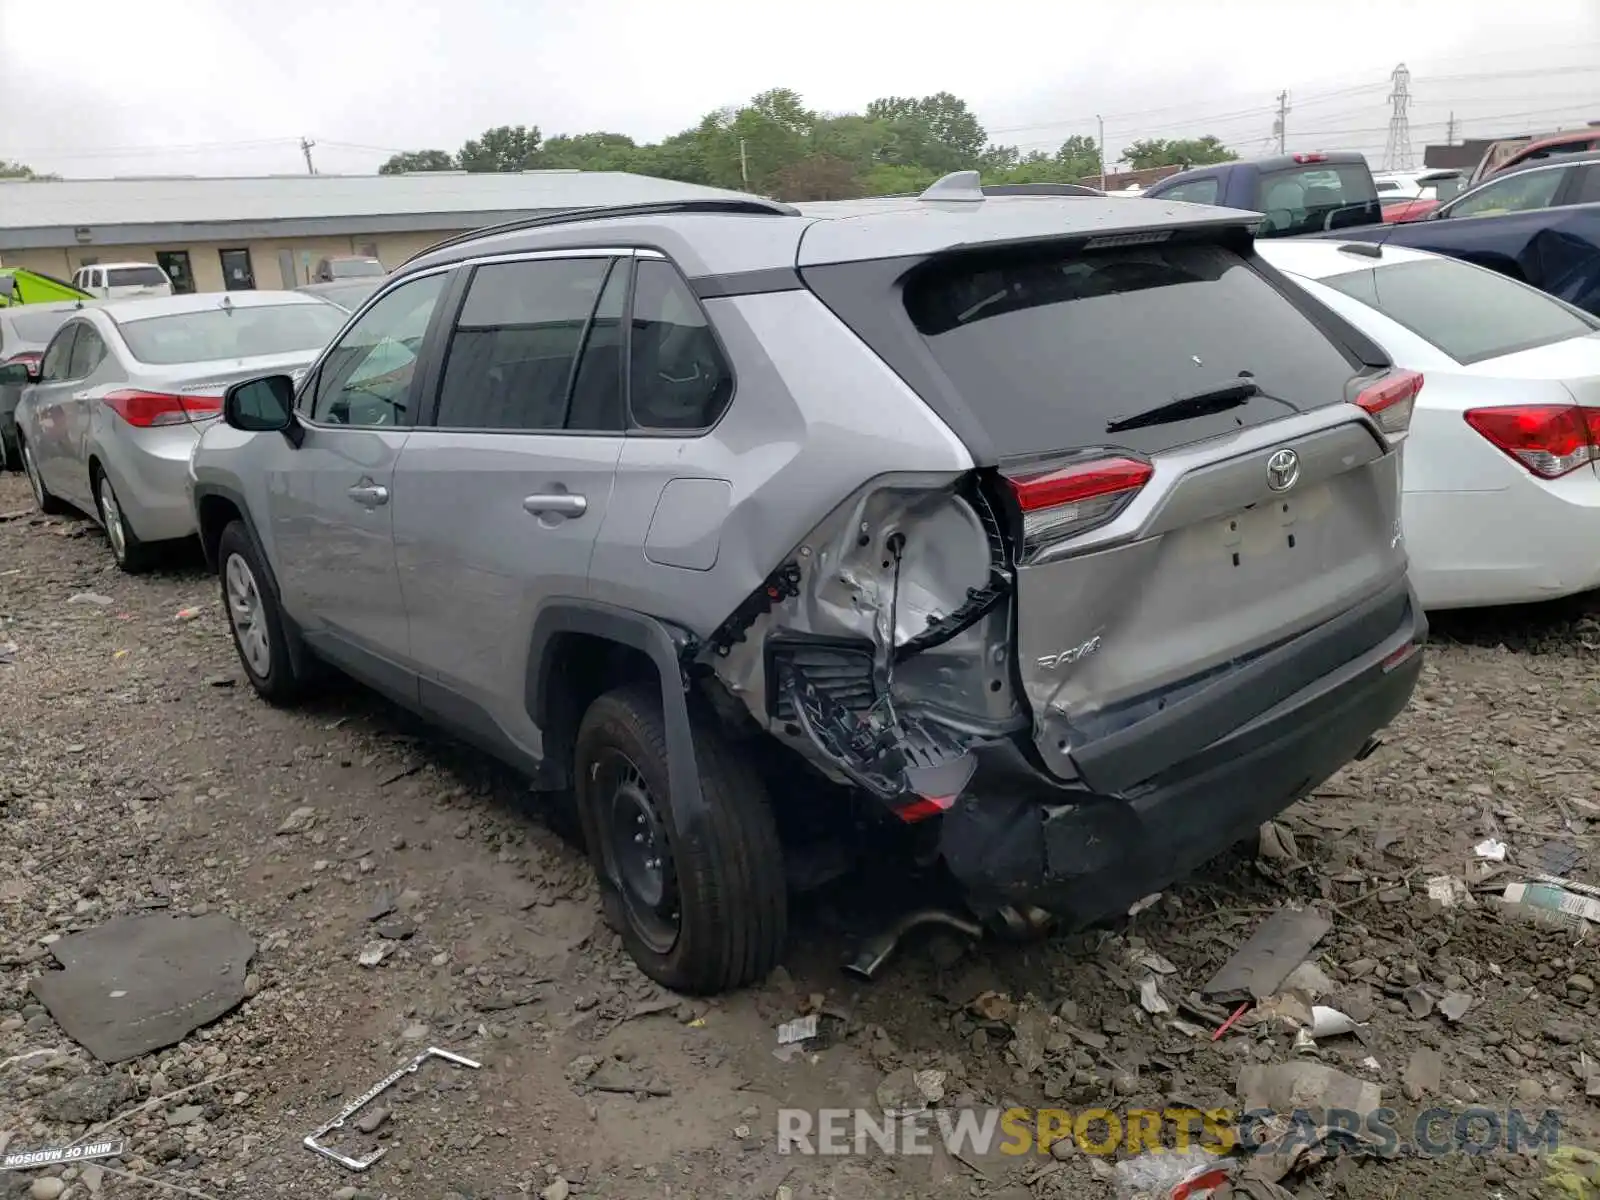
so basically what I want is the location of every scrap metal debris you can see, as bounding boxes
[1201,906,1331,1005]
[29,913,254,1064]
[304,1046,481,1171]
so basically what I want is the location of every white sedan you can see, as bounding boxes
[1257,239,1600,610]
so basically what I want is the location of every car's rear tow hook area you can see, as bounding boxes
[1353,735,1384,762]
[843,903,1055,982]
[843,908,985,981]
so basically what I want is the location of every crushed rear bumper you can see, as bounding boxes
[939,581,1426,924]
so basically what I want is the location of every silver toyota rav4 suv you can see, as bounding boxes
[188,175,1427,994]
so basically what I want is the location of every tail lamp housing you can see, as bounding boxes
[104,389,223,428]
[1351,369,1422,442]
[1001,455,1153,559]
[1464,404,1600,479]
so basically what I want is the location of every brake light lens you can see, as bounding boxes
[1292,153,1327,164]
[1352,369,1423,439]
[1464,405,1600,479]
[103,389,223,428]
[1003,455,1153,556]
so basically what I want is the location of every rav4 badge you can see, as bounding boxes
[1037,635,1102,671]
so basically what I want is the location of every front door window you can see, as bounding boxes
[308,273,448,427]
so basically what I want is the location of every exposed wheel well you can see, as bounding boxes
[196,495,245,571]
[535,632,660,788]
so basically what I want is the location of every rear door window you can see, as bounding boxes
[67,325,106,378]
[1255,164,1379,235]
[1318,257,1597,364]
[434,256,620,432]
[1445,167,1567,219]
[1158,178,1220,206]
[39,326,79,382]
[902,240,1359,457]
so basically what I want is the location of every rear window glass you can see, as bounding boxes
[904,240,1358,456]
[6,309,73,344]
[1319,257,1597,364]
[1255,164,1379,236]
[120,303,348,364]
[106,266,168,287]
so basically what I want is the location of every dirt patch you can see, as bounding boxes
[1,471,1598,1199]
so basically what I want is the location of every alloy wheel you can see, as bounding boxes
[224,552,272,677]
[22,443,44,510]
[98,477,127,563]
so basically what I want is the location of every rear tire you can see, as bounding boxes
[574,684,787,994]
[94,470,154,574]
[217,520,304,706]
[1,428,19,472]
[19,436,67,515]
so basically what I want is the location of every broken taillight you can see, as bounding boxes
[1464,404,1600,479]
[1351,369,1422,442]
[1001,455,1153,556]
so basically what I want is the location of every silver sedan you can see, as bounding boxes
[8,291,349,571]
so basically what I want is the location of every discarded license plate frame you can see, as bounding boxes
[303,1046,481,1171]
[2,1139,124,1171]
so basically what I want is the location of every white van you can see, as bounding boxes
[71,262,174,300]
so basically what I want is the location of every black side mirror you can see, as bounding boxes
[0,361,31,386]
[224,375,299,441]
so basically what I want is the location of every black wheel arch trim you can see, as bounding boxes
[525,600,708,836]
[191,482,313,678]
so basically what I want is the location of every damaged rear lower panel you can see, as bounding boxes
[700,472,1025,821]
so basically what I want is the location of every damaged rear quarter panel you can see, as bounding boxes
[587,287,974,641]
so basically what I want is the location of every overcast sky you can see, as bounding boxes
[3,0,1598,178]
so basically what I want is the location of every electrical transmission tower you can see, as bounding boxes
[1383,64,1414,170]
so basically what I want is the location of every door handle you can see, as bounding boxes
[348,484,389,506]
[72,392,89,401]
[523,493,587,518]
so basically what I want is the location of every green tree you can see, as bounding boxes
[770,154,866,201]
[457,124,543,173]
[1122,135,1237,170]
[866,92,988,170]
[859,163,938,196]
[0,160,58,180]
[539,132,637,172]
[378,149,456,175]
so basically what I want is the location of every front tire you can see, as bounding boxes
[217,520,304,706]
[574,684,787,994]
[94,471,154,574]
[19,437,66,515]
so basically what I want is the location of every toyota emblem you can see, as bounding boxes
[1266,448,1300,492]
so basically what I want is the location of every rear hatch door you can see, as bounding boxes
[805,227,1410,793]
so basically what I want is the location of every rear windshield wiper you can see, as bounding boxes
[1105,379,1260,434]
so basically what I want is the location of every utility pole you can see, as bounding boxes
[1272,91,1291,154]
[1096,114,1107,189]
[1382,63,1414,171]
[738,138,749,189]
[300,136,317,176]
[1446,111,1458,146]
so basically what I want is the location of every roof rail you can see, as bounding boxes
[399,197,800,268]
[919,170,985,202]
[981,182,1103,197]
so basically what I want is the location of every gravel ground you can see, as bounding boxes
[2,468,1599,1200]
